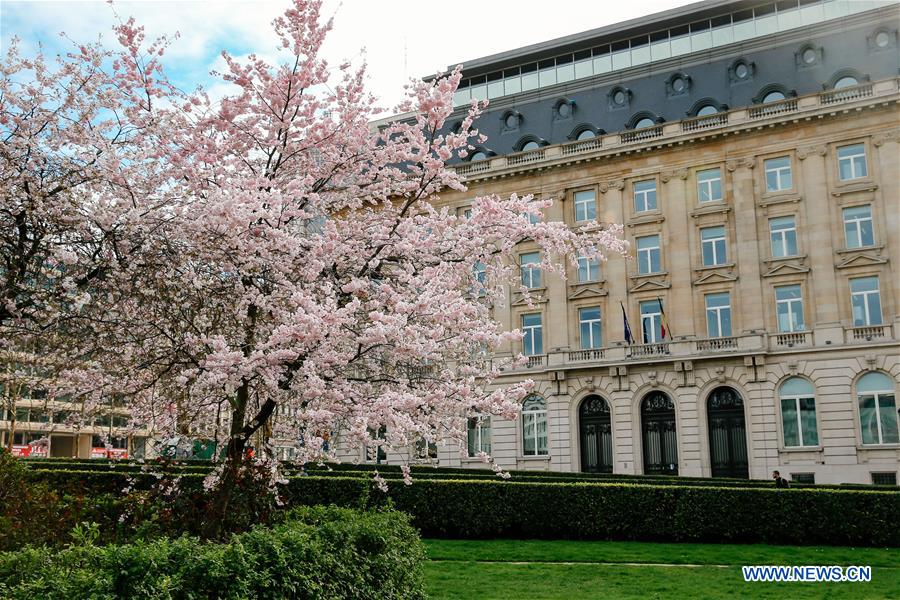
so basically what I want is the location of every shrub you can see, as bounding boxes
[0,506,426,600]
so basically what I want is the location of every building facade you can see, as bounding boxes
[349,0,900,485]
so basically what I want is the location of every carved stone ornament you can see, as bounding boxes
[725,157,755,172]
[660,168,689,183]
[599,179,624,193]
[872,129,900,147]
[796,145,827,160]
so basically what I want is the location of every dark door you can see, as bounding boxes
[707,387,749,478]
[641,392,678,475]
[579,395,613,473]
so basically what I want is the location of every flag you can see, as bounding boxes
[657,296,672,340]
[620,301,633,345]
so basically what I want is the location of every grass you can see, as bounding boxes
[423,539,900,599]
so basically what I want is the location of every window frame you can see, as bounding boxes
[636,234,661,275]
[522,396,549,456]
[778,378,819,448]
[842,205,874,249]
[696,167,723,203]
[700,225,728,267]
[520,252,542,289]
[857,374,899,446]
[640,299,663,344]
[521,312,543,356]
[466,416,492,457]
[704,292,732,338]
[764,156,793,193]
[769,215,798,258]
[574,189,597,222]
[579,306,603,349]
[850,276,882,327]
[633,179,658,213]
[836,143,868,182]
[775,284,805,333]
[576,254,601,283]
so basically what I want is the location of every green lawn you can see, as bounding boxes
[423,539,900,599]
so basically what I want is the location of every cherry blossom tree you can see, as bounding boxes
[4,0,626,518]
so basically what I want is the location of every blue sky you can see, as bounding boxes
[1,0,695,110]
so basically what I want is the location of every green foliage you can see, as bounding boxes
[0,506,426,600]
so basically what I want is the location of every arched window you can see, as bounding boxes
[641,392,677,474]
[696,105,719,117]
[762,91,786,103]
[858,372,899,445]
[577,129,596,141]
[706,387,748,478]
[634,117,656,129]
[779,378,819,447]
[522,395,548,456]
[834,76,859,90]
[470,151,487,162]
[521,140,540,151]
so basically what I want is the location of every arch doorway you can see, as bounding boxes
[641,392,678,475]
[707,387,749,478]
[579,395,612,473]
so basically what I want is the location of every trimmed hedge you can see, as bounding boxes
[279,477,900,547]
[0,506,426,600]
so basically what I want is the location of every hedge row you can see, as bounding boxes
[0,506,426,600]
[287,477,900,547]
[19,469,900,546]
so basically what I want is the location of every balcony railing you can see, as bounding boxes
[695,337,739,352]
[682,113,728,132]
[848,325,887,342]
[820,82,873,105]
[561,137,601,156]
[568,349,605,362]
[620,125,663,144]
[628,342,670,357]
[507,148,545,166]
[448,77,899,180]
[748,98,798,119]
[773,332,810,347]
[524,355,546,368]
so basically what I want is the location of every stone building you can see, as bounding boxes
[348,0,900,485]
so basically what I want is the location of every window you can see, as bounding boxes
[769,216,798,257]
[522,313,543,356]
[640,299,663,344]
[470,151,487,162]
[520,252,541,288]
[636,235,661,275]
[576,129,596,140]
[764,156,792,192]
[837,144,868,181]
[791,473,815,484]
[775,285,805,332]
[779,377,819,447]
[522,395,548,456]
[850,277,882,326]
[833,76,858,89]
[365,426,387,464]
[762,90,786,103]
[634,117,655,129]
[705,292,732,338]
[700,226,727,266]
[843,205,874,249]
[579,307,602,349]
[574,190,597,222]
[696,105,718,116]
[697,168,722,202]
[872,472,897,486]
[473,261,486,294]
[577,254,600,283]
[858,372,899,445]
[521,140,540,151]
[633,180,657,212]
[467,416,491,456]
